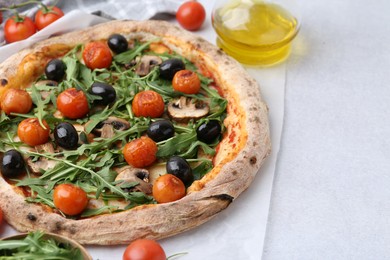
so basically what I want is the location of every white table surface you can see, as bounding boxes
[2,0,390,259]
[262,0,390,259]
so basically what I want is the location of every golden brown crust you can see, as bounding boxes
[0,20,271,245]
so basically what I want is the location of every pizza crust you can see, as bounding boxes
[0,20,271,244]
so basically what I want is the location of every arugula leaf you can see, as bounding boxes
[156,131,197,158]
[0,231,84,260]
[192,160,213,180]
[114,40,155,64]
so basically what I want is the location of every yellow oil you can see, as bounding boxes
[212,0,299,66]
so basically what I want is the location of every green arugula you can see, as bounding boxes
[0,231,84,260]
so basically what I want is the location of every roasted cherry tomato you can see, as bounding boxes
[152,174,186,203]
[56,88,89,119]
[172,70,201,94]
[18,118,50,146]
[0,88,32,115]
[123,239,166,260]
[132,90,165,118]
[53,183,88,216]
[4,15,36,43]
[35,6,64,30]
[0,207,3,225]
[123,136,157,168]
[176,1,206,31]
[82,41,113,70]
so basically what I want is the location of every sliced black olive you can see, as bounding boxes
[196,120,222,144]
[89,82,116,105]
[108,34,128,53]
[45,59,66,82]
[147,120,175,142]
[166,156,193,186]
[159,58,185,80]
[54,122,79,150]
[1,149,25,177]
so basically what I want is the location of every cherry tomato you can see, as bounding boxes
[57,88,89,119]
[0,88,32,115]
[176,1,206,31]
[172,70,201,94]
[123,239,166,260]
[35,6,64,30]
[18,118,50,146]
[123,136,158,168]
[82,41,112,70]
[53,183,88,216]
[132,90,165,118]
[4,15,36,43]
[152,174,186,203]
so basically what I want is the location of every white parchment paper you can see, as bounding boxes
[0,5,285,259]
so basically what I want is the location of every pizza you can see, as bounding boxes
[0,20,271,245]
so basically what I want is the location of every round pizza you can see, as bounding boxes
[0,20,270,245]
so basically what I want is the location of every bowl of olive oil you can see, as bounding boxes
[212,0,300,66]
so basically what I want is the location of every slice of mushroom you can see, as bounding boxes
[167,96,210,122]
[115,166,152,194]
[28,143,58,174]
[88,117,131,138]
[135,55,163,76]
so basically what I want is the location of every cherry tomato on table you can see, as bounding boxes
[35,6,64,30]
[56,88,89,119]
[132,90,165,118]
[53,183,88,216]
[82,41,113,70]
[0,88,32,115]
[4,15,36,43]
[18,118,50,146]
[172,69,201,94]
[176,1,206,31]
[123,239,166,260]
[153,174,186,203]
[123,136,158,168]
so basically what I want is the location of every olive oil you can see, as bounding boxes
[212,0,299,66]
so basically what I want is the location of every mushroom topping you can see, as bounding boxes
[27,143,58,174]
[115,166,152,194]
[167,96,210,122]
[89,117,130,139]
[135,55,163,76]
[34,80,58,87]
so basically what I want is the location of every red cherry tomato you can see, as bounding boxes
[57,88,89,119]
[4,15,36,43]
[132,90,165,118]
[0,207,3,225]
[53,183,88,216]
[35,6,64,31]
[123,239,166,260]
[123,136,158,168]
[176,1,206,31]
[172,70,201,94]
[82,41,113,70]
[0,88,33,115]
[152,174,186,203]
[18,118,50,146]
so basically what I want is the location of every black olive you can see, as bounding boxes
[89,82,116,105]
[147,120,175,142]
[45,59,66,82]
[108,34,128,53]
[159,58,185,80]
[54,122,79,150]
[166,156,193,186]
[1,149,25,177]
[196,120,222,144]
